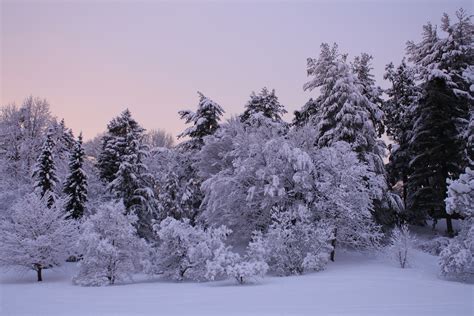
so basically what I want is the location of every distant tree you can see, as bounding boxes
[0,194,78,282]
[63,134,88,219]
[387,224,417,269]
[178,92,224,149]
[240,87,287,124]
[144,129,174,149]
[33,132,58,206]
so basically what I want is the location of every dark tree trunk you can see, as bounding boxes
[446,215,454,237]
[36,267,42,282]
[330,228,337,262]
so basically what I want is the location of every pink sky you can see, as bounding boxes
[1,0,470,140]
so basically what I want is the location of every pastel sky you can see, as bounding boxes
[1,0,471,140]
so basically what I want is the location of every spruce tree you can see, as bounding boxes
[383,60,420,205]
[407,77,464,233]
[240,87,287,124]
[102,110,156,239]
[405,10,472,233]
[63,133,88,219]
[302,43,393,224]
[97,109,145,183]
[178,92,224,149]
[33,132,58,206]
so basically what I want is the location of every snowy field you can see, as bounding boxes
[1,250,472,316]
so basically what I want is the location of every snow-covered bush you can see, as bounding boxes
[439,168,474,279]
[206,231,268,284]
[387,225,417,268]
[0,193,78,282]
[73,200,148,286]
[417,236,450,255]
[152,217,230,281]
[264,204,333,276]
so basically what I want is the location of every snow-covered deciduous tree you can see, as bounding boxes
[387,224,416,269]
[439,167,474,279]
[144,129,174,149]
[263,204,333,276]
[63,133,88,219]
[178,92,224,149]
[0,193,78,282]
[33,132,58,206]
[240,87,287,124]
[312,142,383,261]
[73,200,148,286]
[206,231,268,284]
[152,217,230,281]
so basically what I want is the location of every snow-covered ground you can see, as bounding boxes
[1,250,472,316]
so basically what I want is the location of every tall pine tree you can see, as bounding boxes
[383,60,420,206]
[33,131,58,206]
[63,133,88,219]
[100,109,156,239]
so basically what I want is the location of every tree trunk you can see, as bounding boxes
[36,267,42,282]
[330,228,337,262]
[446,215,453,237]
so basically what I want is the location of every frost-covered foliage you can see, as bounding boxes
[206,231,268,284]
[387,225,416,269]
[74,200,148,286]
[0,193,78,281]
[263,205,333,276]
[63,134,88,219]
[199,117,311,243]
[152,217,230,281]
[417,237,451,256]
[178,92,224,148]
[439,167,474,279]
[240,87,287,124]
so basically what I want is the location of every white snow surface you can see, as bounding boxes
[1,250,472,316]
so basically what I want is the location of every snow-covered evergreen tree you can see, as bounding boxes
[383,60,420,205]
[406,78,465,232]
[352,53,384,136]
[240,87,287,124]
[73,200,148,286]
[292,98,320,127]
[98,109,156,239]
[152,217,230,281]
[302,43,395,225]
[63,133,88,219]
[0,193,78,281]
[33,132,58,206]
[405,11,472,232]
[97,109,145,183]
[263,204,333,276]
[178,92,224,149]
